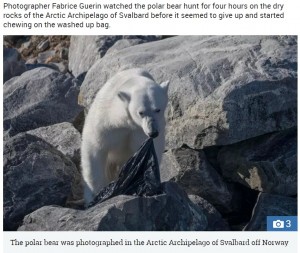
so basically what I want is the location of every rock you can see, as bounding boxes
[189,195,230,231]
[105,38,161,56]
[68,36,162,77]
[4,36,20,44]
[37,39,50,51]
[37,50,56,64]
[22,40,32,50]
[25,63,60,72]
[160,145,233,212]
[79,36,297,149]
[4,40,11,48]
[68,36,120,77]
[218,128,297,196]
[244,193,297,231]
[60,47,69,60]
[12,36,70,63]
[19,182,209,231]
[25,57,37,64]
[49,62,68,73]
[105,39,142,55]
[27,122,81,167]
[3,47,27,82]
[3,133,79,231]
[3,67,83,139]
[4,36,28,46]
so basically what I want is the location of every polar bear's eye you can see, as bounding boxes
[138,111,144,117]
[154,109,161,113]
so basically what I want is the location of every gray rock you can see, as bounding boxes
[25,58,37,64]
[189,195,230,231]
[25,63,59,72]
[68,36,162,77]
[105,38,159,56]
[27,122,81,167]
[68,36,122,78]
[60,47,69,60]
[4,36,25,44]
[3,67,83,139]
[79,36,297,149]
[19,182,209,231]
[4,40,11,48]
[4,133,79,231]
[244,193,297,231]
[218,128,297,196]
[22,40,32,49]
[37,39,50,51]
[49,62,68,73]
[37,50,56,64]
[3,47,27,82]
[161,146,233,212]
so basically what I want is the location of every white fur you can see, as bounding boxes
[81,68,169,205]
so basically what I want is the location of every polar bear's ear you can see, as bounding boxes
[118,91,131,104]
[160,80,169,93]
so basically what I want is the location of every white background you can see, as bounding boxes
[1,0,299,253]
[0,0,299,35]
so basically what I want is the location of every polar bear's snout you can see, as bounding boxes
[143,117,159,138]
[149,131,159,138]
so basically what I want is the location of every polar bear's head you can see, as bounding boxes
[118,79,169,138]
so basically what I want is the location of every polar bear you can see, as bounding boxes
[81,68,169,205]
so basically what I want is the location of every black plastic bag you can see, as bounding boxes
[88,138,162,207]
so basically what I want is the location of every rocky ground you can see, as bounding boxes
[3,35,297,231]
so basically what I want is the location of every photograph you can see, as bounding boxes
[3,35,297,232]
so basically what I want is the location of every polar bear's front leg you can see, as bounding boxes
[82,148,108,206]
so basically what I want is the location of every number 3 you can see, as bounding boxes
[286,220,291,228]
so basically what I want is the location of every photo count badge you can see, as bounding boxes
[267,216,297,231]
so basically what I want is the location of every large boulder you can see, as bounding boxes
[161,145,233,212]
[218,128,297,195]
[3,133,79,231]
[80,36,297,149]
[19,182,210,231]
[3,47,26,82]
[244,193,297,231]
[27,122,81,167]
[3,67,83,139]
[68,36,162,77]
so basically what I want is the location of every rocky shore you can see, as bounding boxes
[3,35,297,231]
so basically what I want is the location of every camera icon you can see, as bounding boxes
[272,220,284,228]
